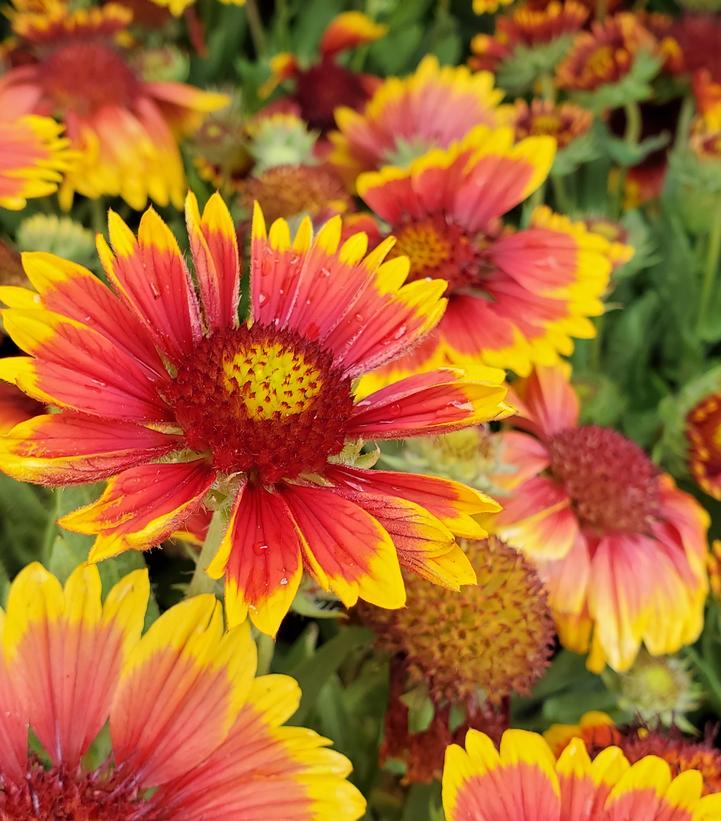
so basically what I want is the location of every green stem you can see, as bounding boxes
[674,94,695,152]
[623,101,642,146]
[697,199,721,336]
[539,72,556,104]
[256,632,275,676]
[186,508,226,598]
[551,174,572,213]
[244,0,266,56]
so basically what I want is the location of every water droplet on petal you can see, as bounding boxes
[253,542,270,555]
[279,576,288,586]
[257,292,267,306]
[392,324,407,340]
[450,400,474,412]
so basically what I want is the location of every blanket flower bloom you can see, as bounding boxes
[0,75,72,210]
[470,0,589,73]
[357,536,554,704]
[686,390,721,499]
[260,12,386,132]
[493,366,709,672]
[329,56,507,185]
[0,194,508,635]
[556,13,660,91]
[0,562,365,819]
[545,712,721,794]
[513,99,593,149]
[443,728,721,820]
[2,2,228,209]
[357,127,612,382]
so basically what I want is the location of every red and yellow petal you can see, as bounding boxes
[0,413,180,484]
[0,307,172,423]
[19,251,167,377]
[0,114,72,210]
[97,208,201,364]
[319,11,387,58]
[443,729,560,820]
[58,460,216,562]
[329,484,476,590]
[494,476,580,561]
[3,562,148,768]
[509,364,580,441]
[279,483,406,610]
[206,482,303,635]
[110,597,256,787]
[347,368,510,440]
[185,191,240,334]
[326,464,500,540]
[152,674,366,820]
[0,381,42,436]
[249,206,449,377]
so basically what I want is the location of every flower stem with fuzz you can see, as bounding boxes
[698,199,721,337]
[186,508,226,598]
[244,0,266,56]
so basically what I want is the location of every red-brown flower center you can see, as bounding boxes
[164,324,354,483]
[390,218,487,291]
[548,425,661,534]
[40,42,140,115]
[1,759,149,820]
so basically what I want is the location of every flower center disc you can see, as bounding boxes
[165,324,354,482]
[548,424,661,534]
[41,43,140,115]
[390,217,483,290]
[1,760,148,820]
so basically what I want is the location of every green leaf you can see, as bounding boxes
[287,626,372,725]
[496,37,575,95]
[0,475,53,575]
[399,684,434,733]
[571,50,662,112]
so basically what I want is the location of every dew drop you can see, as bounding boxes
[257,292,267,306]
[320,267,331,278]
[149,282,161,299]
[450,400,474,412]
[392,324,407,340]
[253,542,270,555]
[279,576,289,586]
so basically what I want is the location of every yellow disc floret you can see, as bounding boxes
[222,340,323,420]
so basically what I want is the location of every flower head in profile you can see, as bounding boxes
[546,712,721,796]
[443,728,721,820]
[0,74,72,210]
[0,562,365,819]
[0,194,508,635]
[493,366,709,672]
[329,56,507,185]
[2,1,228,209]
[261,12,386,132]
[357,128,613,382]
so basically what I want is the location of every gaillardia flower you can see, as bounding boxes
[239,163,352,224]
[0,194,508,635]
[2,2,228,209]
[357,128,612,380]
[357,536,554,705]
[329,56,507,185]
[443,729,721,819]
[0,562,365,819]
[469,0,589,74]
[493,366,709,672]
[686,390,721,498]
[556,13,660,92]
[546,712,721,795]
[261,12,386,132]
[513,99,593,149]
[0,74,72,210]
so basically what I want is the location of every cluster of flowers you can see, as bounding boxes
[2,0,721,817]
